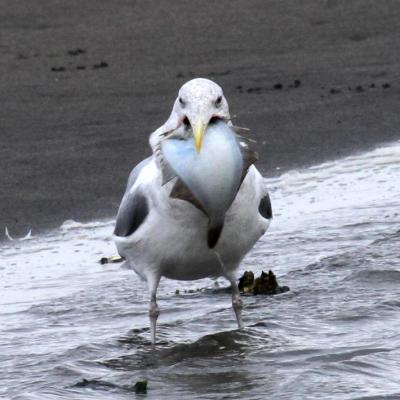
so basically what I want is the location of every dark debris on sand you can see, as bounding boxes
[51,66,66,72]
[93,61,109,69]
[67,48,86,56]
[238,270,289,295]
[238,78,392,99]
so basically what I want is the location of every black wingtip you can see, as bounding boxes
[114,192,149,237]
[259,193,273,219]
[207,223,224,248]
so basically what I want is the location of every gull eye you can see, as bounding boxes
[215,96,222,107]
[179,97,185,107]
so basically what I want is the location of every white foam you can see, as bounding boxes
[250,140,400,274]
[1,141,399,311]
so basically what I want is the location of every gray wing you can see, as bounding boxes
[114,157,151,237]
[125,157,152,192]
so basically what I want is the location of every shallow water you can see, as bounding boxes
[1,142,400,400]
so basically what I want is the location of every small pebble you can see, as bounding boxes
[294,79,301,88]
[51,66,66,72]
[67,48,86,56]
[93,61,108,69]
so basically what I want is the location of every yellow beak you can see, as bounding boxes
[193,121,207,153]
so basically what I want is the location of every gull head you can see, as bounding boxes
[161,79,243,247]
[171,78,230,152]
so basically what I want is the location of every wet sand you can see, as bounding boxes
[1,0,400,236]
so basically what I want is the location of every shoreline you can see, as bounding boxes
[2,137,399,243]
[1,0,400,237]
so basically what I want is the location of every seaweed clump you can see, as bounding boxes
[238,271,255,294]
[134,380,148,394]
[238,270,289,295]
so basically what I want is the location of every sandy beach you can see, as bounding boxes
[1,0,400,236]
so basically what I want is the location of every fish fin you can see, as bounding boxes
[153,143,177,185]
[21,229,32,240]
[231,125,251,134]
[232,124,259,186]
[207,221,224,248]
[160,160,177,185]
[5,226,13,241]
[239,143,259,185]
[170,179,207,214]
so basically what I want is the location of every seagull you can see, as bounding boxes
[113,78,272,345]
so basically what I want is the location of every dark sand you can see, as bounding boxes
[1,0,400,237]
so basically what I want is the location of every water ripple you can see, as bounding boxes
[2,141,400,399]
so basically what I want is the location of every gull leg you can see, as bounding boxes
[226,274,244,329]
[147,275,161,348]
[214,251,244,329]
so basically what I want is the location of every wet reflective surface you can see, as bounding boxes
[1,142,400,399]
